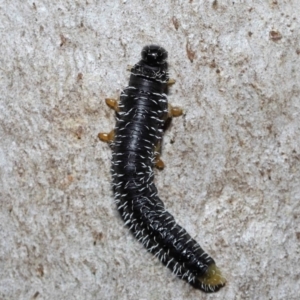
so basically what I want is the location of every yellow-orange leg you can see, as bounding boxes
[105,98,119,112]
[98,98,117,142]
[168,104,183,118]
[98,130,115,143]
[154,142,165,170]
[167,78,176,85]
[155,155,165,170]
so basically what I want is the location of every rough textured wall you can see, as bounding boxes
[1,1,299,299]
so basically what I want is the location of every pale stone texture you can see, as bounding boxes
[0,1,299,299]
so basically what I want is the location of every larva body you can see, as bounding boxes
[99,45,225,292]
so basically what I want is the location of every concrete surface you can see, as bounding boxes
[0,1,299,299]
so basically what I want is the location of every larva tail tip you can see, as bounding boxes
[196,264,226,293]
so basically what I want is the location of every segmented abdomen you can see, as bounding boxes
[111,92,221,292]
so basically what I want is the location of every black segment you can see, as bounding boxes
[107,45,223,292]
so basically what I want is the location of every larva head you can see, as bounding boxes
[130,45,169,84]
[141,45,168,66]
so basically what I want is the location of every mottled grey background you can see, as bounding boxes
[1,1,299,299]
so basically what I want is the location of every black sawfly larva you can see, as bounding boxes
[98,45,226,293]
